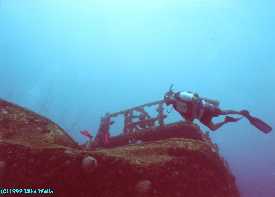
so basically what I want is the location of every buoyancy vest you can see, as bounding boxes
[174,91,220,121]
[174,91,218,120]
[174,91,198,121]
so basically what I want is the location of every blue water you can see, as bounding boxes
[1,1,275,196]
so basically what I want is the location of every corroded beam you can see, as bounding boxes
[108,100,165,118]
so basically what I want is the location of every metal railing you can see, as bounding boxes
[94,100,168,145]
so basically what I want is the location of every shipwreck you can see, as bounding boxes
[91,100,208,149]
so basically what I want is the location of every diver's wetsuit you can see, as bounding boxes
[199,103,222,125]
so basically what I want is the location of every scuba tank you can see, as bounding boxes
[177,91,194,102]
[201,97,220,107]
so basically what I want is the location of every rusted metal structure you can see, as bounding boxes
[92,100,203,148]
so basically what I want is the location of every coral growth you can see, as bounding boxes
[0,98,239,197]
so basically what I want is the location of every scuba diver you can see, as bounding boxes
[164,85,272,133]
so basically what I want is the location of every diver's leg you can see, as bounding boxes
[219,109,242,115]
[206,116,242,131]
[206,120,227,131]
[220,109,252,119]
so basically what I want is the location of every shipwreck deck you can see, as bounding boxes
[93,121,206,148]
[91,100,209,149]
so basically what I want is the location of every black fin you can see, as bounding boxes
[246,115,272,133]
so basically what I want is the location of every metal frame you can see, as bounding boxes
[94,100,168,146]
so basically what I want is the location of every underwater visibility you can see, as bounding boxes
[0,1,275,197]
